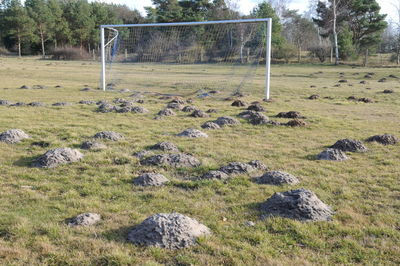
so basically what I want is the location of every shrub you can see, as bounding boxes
[273,43,297,63]
[309,45,330,63]
[0,46,10,55]
[50,47,91,60]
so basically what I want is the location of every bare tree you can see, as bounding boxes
[392,0,400,64]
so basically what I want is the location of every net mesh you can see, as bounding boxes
[104,22,267,97]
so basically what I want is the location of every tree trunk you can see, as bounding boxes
[363,49,368,67]
[18,35,21,58]
[54,39,58,50]
[40,28,45,58]
[333,0,339,65]
[298,46,301,63]
[330,46,333,63]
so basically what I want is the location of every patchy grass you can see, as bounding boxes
[0,56,399,265]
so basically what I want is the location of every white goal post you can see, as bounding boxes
[100,18,272,99]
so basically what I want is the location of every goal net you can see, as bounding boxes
[100,19,271,99]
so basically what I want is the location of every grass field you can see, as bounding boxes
[0,56,399,265]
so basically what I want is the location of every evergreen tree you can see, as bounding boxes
[48,0,70,49]
[251,1,284,48]
[63,0,94,51]
[148,0,183,22]
[25,0,55,57]
[2,0,35,56]
[348,0,387,65]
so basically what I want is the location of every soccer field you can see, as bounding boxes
[0,57,399,265]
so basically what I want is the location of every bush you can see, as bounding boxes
[390,53,400,64]
[0,46,10,55]
[50,47,91,60]
[273,43,297,63]
[309,45,330,63]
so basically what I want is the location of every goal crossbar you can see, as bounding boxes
[100,18,272,99]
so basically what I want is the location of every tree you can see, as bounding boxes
[313,0,387,65]
[2,0,36,56]
[283,10,319,62]
[251,1,284,48]
[25,0,55,57]
[313,0,350,64]
[347,0,387,65]
[63,0,94,51]
[147,0,183,22]
[48,0,70,49]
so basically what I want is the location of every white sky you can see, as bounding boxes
[91,0,396,21]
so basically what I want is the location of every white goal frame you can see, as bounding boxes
[100,18,272,99]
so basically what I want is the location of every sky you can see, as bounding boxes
[91,0,397,21]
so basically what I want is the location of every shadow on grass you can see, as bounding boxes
[13,155,37,167]
[303,154,318,161]
[102,226,133,244]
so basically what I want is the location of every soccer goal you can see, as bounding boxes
[100,18,272,99]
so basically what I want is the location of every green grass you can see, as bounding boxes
[0,56,399,265]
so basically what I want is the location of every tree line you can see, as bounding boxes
[0,0,389,65]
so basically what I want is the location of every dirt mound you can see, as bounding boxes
[127,212,211,249]
[166,102,184,110]
[201,122,221,130]
[182,106,199,112]
[256,171,299,185]
[67,213,101,226]
[0,129,29,144]
[200,170,230,180]
[158,108,176,117]
[331,139,367,152]
[248,160,268,170]
[93,131,124,141]
[247,103,266,112]
[169,98,185,104]
[10,102,26,107]
[190,110,209,118]
[231,100,247,107]
[151,142,179,152]
[286,119,307,127]
[260,188,333,221]
[34,148,84,168]
[140,153,201,168]
[206,109,218,113]
[81,141,106,150]
[52,102,71,106]
[0,100,11,106]
[308,94,320,100]
[277,111,304,119]
[219,161,265,175]
[214,116,240,127]
[27,102,46,107]
[248,112,270,125]
[133,150,153,159]
[79,100,96,105]
[133,173,169,186]
[317,148,348,161]
[97,103,116,113]
[358,97,373,103]
[366,134,398,145]
[177,129,208,138]
[19,85,31,89]
[116,106,133,113]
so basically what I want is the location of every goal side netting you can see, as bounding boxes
[100,19,271,98]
